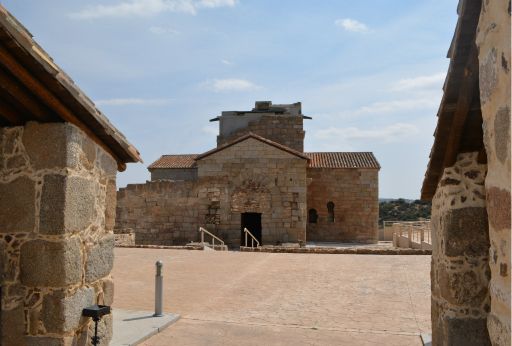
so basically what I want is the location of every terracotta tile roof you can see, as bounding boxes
[305,152,380,169]
[148,155,198,169]
[195,132,310,161]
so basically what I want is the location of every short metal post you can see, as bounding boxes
[154,260,163,317]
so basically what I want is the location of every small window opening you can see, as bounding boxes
[308,209,318,224]
[327,202,335,222]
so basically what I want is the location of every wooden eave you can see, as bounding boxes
[0,6,141,171]
[420,0,485,200]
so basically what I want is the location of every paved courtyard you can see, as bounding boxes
[113,248,431,345]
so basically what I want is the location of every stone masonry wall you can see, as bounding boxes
[117,138,308,248]
[198,138,308,245]
[306,168,379,243]
[431,152,491,345]
[476,1,511,344]
[217,115,305,152]
[150,168,197,181]
[0,122,116,345]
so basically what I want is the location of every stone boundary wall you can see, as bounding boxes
[306,168,379,243]
[217,115,305,152]
[476,1,511,344]
[430,152,490,345]
[0,122,116,345]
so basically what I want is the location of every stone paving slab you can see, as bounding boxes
[112,309,180,346]
[113,248,431,345]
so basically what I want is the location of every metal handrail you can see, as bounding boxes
[199,227,225,249]
[243,228,260,248]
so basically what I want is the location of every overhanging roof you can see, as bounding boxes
[0,6,141,171]
[421,0,485,200]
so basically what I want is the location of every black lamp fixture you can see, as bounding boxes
[82,305,111,346]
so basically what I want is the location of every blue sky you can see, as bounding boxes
[3,0,459,198]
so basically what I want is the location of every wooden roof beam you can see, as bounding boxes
[442,42,480,168]
[0,65,54,122]
[0,45,127,171]
[0,96,24,125]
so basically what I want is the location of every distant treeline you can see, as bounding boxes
[379,199,431,225]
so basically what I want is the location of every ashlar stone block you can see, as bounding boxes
[42,287,94,333]
[39,175,96,235]
[85,234,114,283]
[20,238,82,287]
[0,176,36,233]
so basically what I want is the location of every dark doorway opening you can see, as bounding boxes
[241,212,262,246]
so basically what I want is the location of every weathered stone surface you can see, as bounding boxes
[479,47,498,104]
[102,277,114,306]
[486,187,511,231]
[42,287,94,333]
[40,175,96,234]
[85,234,115,283]
[487,313,511,346]
[445,317,491,346]
[494,106,510,163]
[98,151,117,177]
[438,266,489,305]
[442,207,489,257]
[20,238,82,287]
[105,179,117,231]
[0,176,36,233]
[22,122,83,170]
[1,304,26,346]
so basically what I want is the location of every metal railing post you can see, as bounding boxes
[154,260,163,317]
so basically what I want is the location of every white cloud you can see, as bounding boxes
[149,26,180,35]
[95,98,172,106]
[356,98,438,114]
[392,73,445,91]
[315,123,419,142]
[196,0,237,8]
[70,0,237,19]
[335,18,368,33]
[201,78,260,92]
[221,59,233,65]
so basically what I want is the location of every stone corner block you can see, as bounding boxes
[0,176,36,233]
[443,207,489,257]
[40,175,96,235]
[42,287,95,334]
[22,121,84,171]
[20,238,82,287]
[85,234,115,283]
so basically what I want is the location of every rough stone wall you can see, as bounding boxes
[217,115,305,152]
[431,152,491,345]
[306,168,379,243]
[150,168,197,181]
[476,1,511,344]
[0,122,116,345]
[117,138,308,247]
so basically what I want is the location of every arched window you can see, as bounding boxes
[327,202,335,222]
[308,209,318,224]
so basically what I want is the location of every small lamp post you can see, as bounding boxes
[82,305,111,346]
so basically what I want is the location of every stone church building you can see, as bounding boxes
[116,101,380,247]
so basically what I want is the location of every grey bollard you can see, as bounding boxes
[154,260,163,317]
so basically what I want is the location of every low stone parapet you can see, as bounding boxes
[240,246,431,255]
[114,228,136,246]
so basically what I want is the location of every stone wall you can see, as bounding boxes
[217,115,305,152]
[117,138,308,247]
[306,168,379,243]
[476,1,511,344]
[430,152,491,345]
[0,122,116,345]
[150,168,197,181]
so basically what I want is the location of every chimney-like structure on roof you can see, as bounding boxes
[213,101,309,152]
